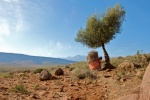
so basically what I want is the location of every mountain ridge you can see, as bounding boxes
[65,55,86,61]
[0,52,76,66]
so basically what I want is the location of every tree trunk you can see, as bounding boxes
[101,42,110,63]
[101,42,112,70]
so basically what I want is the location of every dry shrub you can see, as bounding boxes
[33,68,44,74]
[10,84,28,94]
[87,50,98,63]
[0,72,13,78]
[74,69,97,80]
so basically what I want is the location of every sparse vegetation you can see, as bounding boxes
[117,71,125,78]
[73,69,97,80]
[71,62,88,71]
[111,53,150,68]
[10,84,28,94]
[0,72,13,78]
[0,52,150,99]
[34,84,40,90]
[33,68,44,74]
[20,73,29,77]
[22,70,31,73]
[54,80,63,85]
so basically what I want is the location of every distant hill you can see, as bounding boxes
[65,55,86,61]
[0,52,76,66]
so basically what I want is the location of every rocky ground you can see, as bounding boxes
[0,64,145,100]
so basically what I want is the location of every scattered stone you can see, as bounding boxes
[40,86,47,90]
[136,70,143,77]
[29,93,40,99]
[126,71,131,75]
[120,78,126,82]
[75,97,80,100]
[55,68,64,76]
[52,76,57,80]
[122,84,126,87]
[39,70,52,81]
[69,83,75,87]
[103,85,107,88]
[103,75,111,78]
[2,93,9,95]
[0,87,8,92]
[92,92,96,95]
[39,91,49,96]
[118,60,135,72]
[68,95,73,99]
[131,87,140,94]
[141,55,148,64]
[104,82,108,84]
[113,75,121,81]
[65,65,70,68]
[106,69,112,72]
[60,86,64,92]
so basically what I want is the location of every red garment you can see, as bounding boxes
[89,60,101,70]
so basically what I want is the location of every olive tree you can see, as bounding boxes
[75,4,125,69]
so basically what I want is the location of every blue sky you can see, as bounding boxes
[0,0,150,58]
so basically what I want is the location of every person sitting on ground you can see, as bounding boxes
[87,50,103,71]
[88,57,102,71]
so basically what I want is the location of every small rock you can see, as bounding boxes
[136,70,143,77]
[68,95,73,99]
[69,83,75,86]
[30,93,40,99]
[104,75,111,78]
[103,85,107,88]
[104,82,108,84]
[2,93,9,95]
[92,93,96,95]
[55,68,64,76]
[122,84,126,87]
[74,88,79,91]
[126,71,131,75]
[60,86,64,92]
[120,78,126,82]
[65,65,70,68]
[39,70,52,81]
[51,76,57,80]
[75,97,80,100]
[39,91,49,96]
[106,69,112,72]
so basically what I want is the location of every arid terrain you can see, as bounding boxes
[0,60,145,100]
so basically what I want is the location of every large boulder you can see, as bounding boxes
[55,68,64,76]
[39,70,52,81]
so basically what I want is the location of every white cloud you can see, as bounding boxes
[3,0,20,3]
[0,19,10,36]
[0,40,15,53]
[0,36,89,57]
[0,0,28,36]
[44,41,89,57]
[47,41,74,57]
[0,40,75,58]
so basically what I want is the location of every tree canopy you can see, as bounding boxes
[75,4,125,48]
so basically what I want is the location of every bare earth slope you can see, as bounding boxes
[0,67,144,100]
